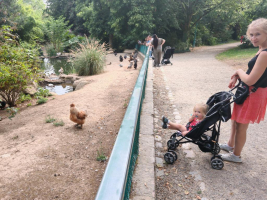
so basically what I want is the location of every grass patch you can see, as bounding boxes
[216,47,257,61]
[53,120,64,126]
[36,97,48,105]
[12,135,19,140]
[45,115,56,123]
[96,148,107,162]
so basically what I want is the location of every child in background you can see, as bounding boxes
[162,103,209,136]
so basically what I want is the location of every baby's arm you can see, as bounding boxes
[188,113,196,122]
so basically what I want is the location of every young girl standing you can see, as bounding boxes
[220,18,267,163]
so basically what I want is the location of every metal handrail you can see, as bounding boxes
[95,48,149,200]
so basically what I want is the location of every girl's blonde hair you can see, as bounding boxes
[194,103,209,117]
[246,18,267,39]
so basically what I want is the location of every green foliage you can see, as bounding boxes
[17,94,32,104]
[45,0,87,35]
[35,88,52,98]
[44,16,72,52]
[27,103,32,107]
[45,115,64,126]
[53,120,64,126]
[45,43,57,57]
[63,35,86,53]
[0,26,42,107]
[36,97,48,104]
[96,148,107,162]
[72,37,107,76]
[45,115,56,123]
[174,42,189,53]
[216,47,258,60]
[9,0,46,43]
[6,107,19,120]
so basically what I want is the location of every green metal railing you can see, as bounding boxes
[95,48,149,200]
[136,44,148,55]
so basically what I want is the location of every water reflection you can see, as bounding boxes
[45,83,74,95]
[41,58,74,76]
[41,58,75,95]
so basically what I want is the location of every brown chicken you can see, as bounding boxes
[70,103,87,128]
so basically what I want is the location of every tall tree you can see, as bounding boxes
[45,0,87,35]
[44,16,72,51]
[174,0,246,43]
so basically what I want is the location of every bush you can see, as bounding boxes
[72,37,107,76]
[36,97,48,104]
[174,42,189,53]
[35,88,52,98]
[45,43,57,57]
[0,36,42,106]
[17,94,32,104]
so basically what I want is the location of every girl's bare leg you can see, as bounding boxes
[227,120,237,148]
[227,120,249,156]
[167,121,187,132]
[233,122,249,156]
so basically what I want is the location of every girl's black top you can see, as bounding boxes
[247,48,267,88]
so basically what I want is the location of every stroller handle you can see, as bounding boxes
[229,78,241,93]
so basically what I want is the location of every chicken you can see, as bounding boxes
[113,50,117,56]
[0,101,6,109]
[70,103,87,128]
[119,55,123,62]
[134,59,137,69]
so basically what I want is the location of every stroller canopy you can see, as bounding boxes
[206,91,232,122]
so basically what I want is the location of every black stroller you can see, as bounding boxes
[161,46,175,65]
[164,82,243,170]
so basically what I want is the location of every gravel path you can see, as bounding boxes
[154,42,267,199]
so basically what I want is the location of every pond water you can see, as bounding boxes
[41,58,75,76]
[41,58,75,95]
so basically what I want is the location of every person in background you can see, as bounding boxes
[146,35,153,58]
[151,34,165,67]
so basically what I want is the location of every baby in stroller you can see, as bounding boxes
[163,90,233,170]
[162,103,209,136]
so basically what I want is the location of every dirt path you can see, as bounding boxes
[0,53,142,199]
[153,42,267,199]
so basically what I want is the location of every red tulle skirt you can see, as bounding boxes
[231,87,267,124]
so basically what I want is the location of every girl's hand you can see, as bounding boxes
[228,74,238,88]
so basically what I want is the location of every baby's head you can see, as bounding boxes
[193,103,209,120]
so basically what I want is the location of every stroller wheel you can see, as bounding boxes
[170,132,182,139]
[211,158,224,170]
[164,151,177,164]
[169,150,178,161]
[167,139,179,150]
[211,143,221,154]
